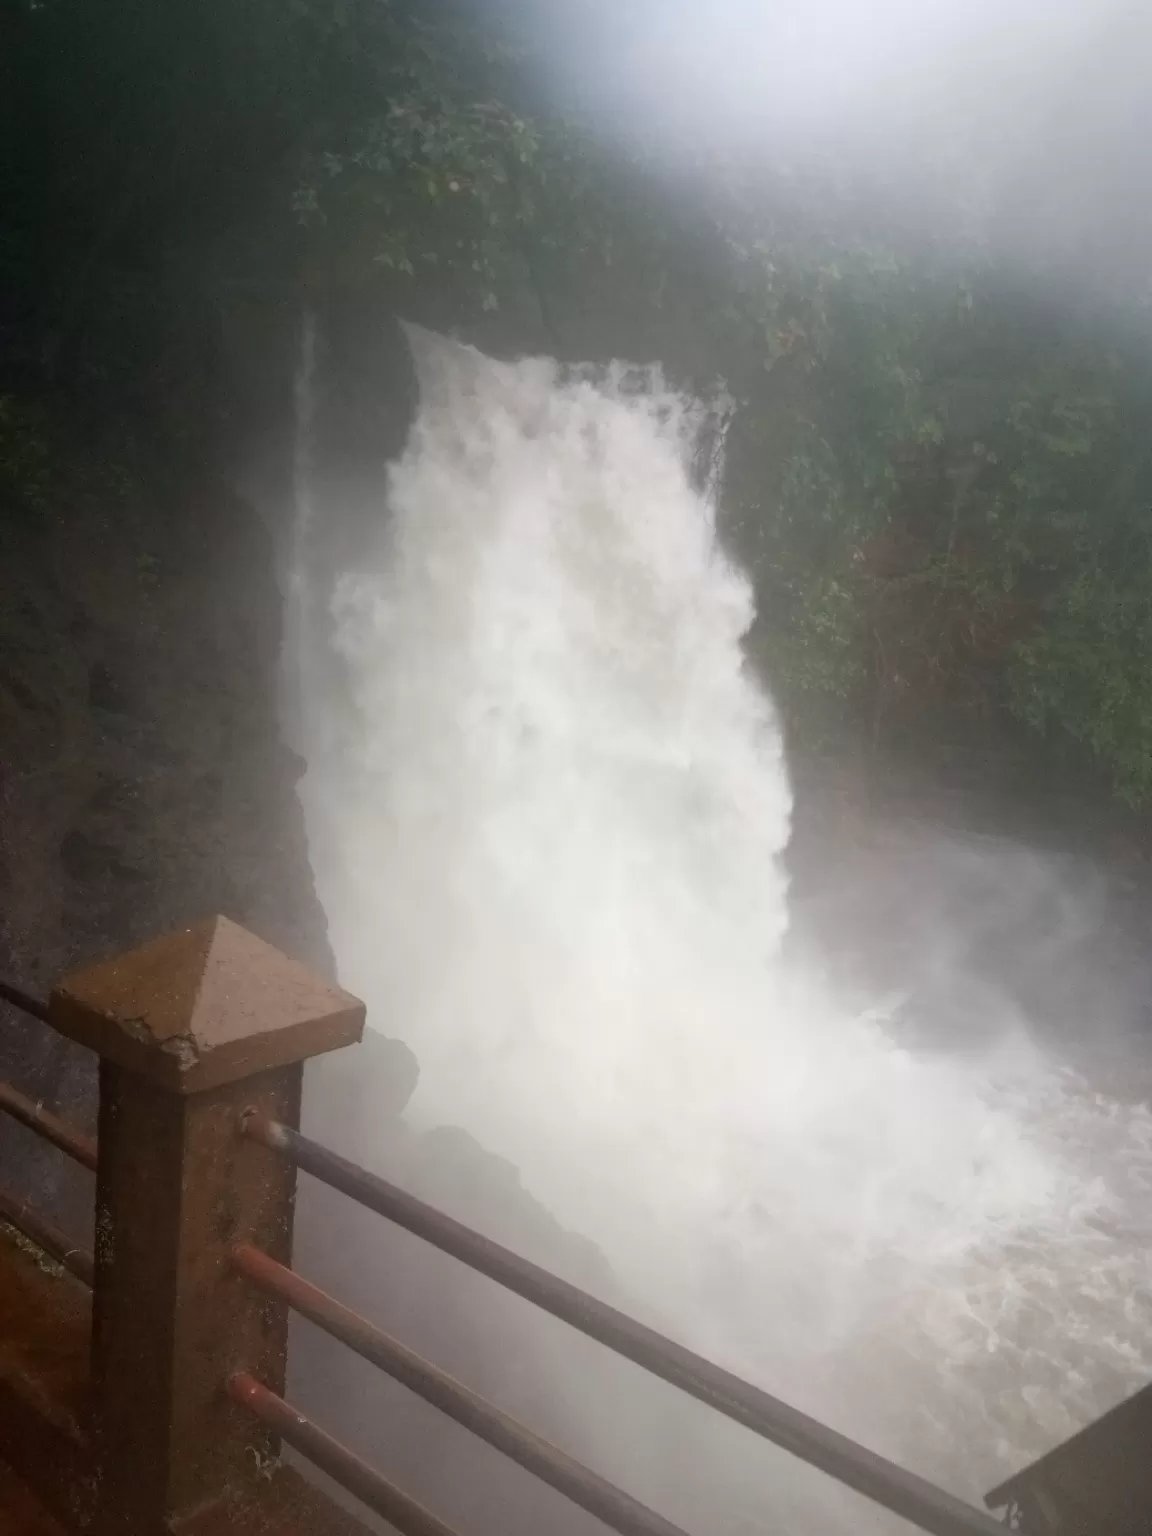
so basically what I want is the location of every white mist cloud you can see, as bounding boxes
[292,330,1152,1526]
[504,0,1152,268]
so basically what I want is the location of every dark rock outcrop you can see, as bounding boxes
[0,453,330,1232]
[0,333,697,1536]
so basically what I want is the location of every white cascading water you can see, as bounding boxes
[292,324,1152,1528]
[282,310,318,740]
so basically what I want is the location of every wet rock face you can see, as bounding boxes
[0,340,642,1536]
[0,468,330,1229]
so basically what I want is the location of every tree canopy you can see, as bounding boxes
[4,0,1152,798]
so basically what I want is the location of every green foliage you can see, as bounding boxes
[290,7,538,309]
[291,9,1152,800]
[0,391,143,525]
[0,395,53,516]
[730,253,1152,795]
[6,0,1152,800]
[1011,554,1152,804]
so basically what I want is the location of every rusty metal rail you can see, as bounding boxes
[0,973,97,1324]
[241,1111,1007,1536]
[0,1079,98,1172]
[0,927,1020,1536]
[228,1372,459,1536]
[0,977,50,1023]
[232,1242,692,1536]
[0,1184,93,1284]
[0,996,98,1287]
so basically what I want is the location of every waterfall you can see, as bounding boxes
[292,324,1152,1528]
[283,309,319,749]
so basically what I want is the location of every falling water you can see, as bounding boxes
[293,325,1152,1529]
[282,310,319,745]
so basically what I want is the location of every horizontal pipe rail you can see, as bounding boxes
[0,1079,99,1171]
[232,1242,692,1536]
[0,978,50,1023]
[0,1184,93,1284]
[243,1112,1006,1536]
[228,1372,459,1536]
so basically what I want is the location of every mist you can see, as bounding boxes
[285,321,1152,1531]
[513,0,1098,143]
[6,0,1152,1530]
[501,0,1152,286]
[275,3,1152,1531]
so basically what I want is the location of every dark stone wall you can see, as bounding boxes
[0,296,712,1536]
[0,451,331,1232]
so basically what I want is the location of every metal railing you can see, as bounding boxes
[0,1183,93,1284]
[0,977,50,1022]
[0,1078,98,1171]
[236,1111,1007,1536]
[228,1372,461,1536]
[0,920,1015,1536]
[230,1240,693,1536]
[0,1052,97,1287]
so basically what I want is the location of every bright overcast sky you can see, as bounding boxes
[499,0,1152,276]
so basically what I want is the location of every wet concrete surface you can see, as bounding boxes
[0,1459,67,1536]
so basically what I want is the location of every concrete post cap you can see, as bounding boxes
[51,916,365,1093]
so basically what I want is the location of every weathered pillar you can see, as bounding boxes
[50,916,364,1535]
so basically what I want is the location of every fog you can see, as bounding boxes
[504,0,1152,282]
[515,0,1099,145]
[279,4,1152,1530]
[285,325,1152,1532]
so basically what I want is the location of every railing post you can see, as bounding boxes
[50,916,365,1536]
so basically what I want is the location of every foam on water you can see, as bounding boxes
[294,327,1152,1521]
